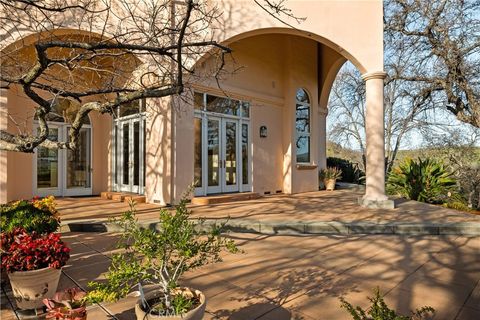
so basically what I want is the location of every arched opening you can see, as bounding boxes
[186,30,367,198]
[1,29,141,199]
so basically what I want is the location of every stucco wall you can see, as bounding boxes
[88,112,111,195]
[6,86,35,200]
[145,97,172,205]
[251,103,283,194]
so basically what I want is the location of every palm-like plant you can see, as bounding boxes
[387,158,456,204]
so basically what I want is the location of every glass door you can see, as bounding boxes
[115,116,145,194]
[35,126,62,197]
[64,127,92,196]
[206,117,221,194]
[222,119,239,193]
[34,125,92,197]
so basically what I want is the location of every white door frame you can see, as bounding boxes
[113,114,145,194]
[33,122,93,197]
[196,113,251,196]
[206,116,222,194]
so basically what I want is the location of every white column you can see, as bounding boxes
[318,107,328,170]
[359,71,394,209]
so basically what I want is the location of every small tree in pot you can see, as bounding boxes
[87,198,238,319]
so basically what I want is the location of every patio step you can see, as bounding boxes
[191,192,261,205]
[100,191,146,203]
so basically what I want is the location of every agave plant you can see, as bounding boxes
[319,167,343,180]
[387,157,456,204]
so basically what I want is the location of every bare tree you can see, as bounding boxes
[421,128,480,209]
[327,60,432,173]
[385,0,480,128]
[0,0,298,153]
[0,0,234,152]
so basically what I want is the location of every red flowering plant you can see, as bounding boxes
[0,228,70,273]
[43,288,87,320]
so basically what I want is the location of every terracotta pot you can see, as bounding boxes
[135,288,206,320]
[8,267,61,310]
[325,179,336,191]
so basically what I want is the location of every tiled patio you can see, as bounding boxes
[2,232,479,319]
[2,190,480,319]
[57,189,480,224]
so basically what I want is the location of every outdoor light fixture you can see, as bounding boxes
[260,125,267,138]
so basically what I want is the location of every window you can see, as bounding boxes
[34,98,91,124]
[295,88,310,163]
[117,100,144,118]
[193,92,250,118]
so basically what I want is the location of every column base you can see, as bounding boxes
[358,197,395,209]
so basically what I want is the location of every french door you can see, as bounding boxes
[196,115,250,196]
[34,124,92,197]
[114,115,145,194]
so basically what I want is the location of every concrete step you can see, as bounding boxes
[100,191,146,203]
[191,192,261,205]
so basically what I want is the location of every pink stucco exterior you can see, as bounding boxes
[0,1,390,208]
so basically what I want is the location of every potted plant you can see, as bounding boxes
[87,198,238,320]
[0,228,70,309]
[319,167,342,191]
[43,288,87,320]
[0,196,60,287]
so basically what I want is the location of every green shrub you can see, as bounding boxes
[327,157,364,184]
[87,197,238,316]
[0,196,60,234]
[340,288,434,320]
[443,199,473,212]
[387,158,456,204]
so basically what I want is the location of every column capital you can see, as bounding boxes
[318,107,328,116]
[361,71,387,81]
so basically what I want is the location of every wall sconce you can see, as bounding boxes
[260,125,267,138]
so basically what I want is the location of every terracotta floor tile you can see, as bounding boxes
[465,281,480,311]
[455,306,480,320]
[384,278,470,320]
[204,286,275,320]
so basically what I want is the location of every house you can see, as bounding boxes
[0,0,393,209]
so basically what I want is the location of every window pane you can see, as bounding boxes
[241,101,250,118]
[36,98,90,124]
[242,124,249,184]
[207,119,220,187]
[296,88,309,103]
[133,121,140,186]
[119,100,140,118]
[37,128,59,188]
[206,94,239,115]
[122,123,129,185]
[296,135,310,163]
[66,128,91,188]
[225,121,237,186]
[296,104,310,133]
[194,118,203,187]
[114,125,118,184]
[143,119,146,187]
[194,92,204,110]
